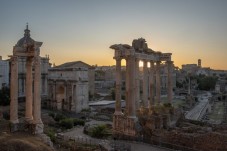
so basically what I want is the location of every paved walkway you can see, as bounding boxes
[185,92,211,120]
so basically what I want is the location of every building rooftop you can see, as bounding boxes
[89,100,124,106]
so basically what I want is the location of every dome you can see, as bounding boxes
[16,24,35,48]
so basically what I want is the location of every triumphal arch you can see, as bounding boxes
[110,38,173,136]
[10,24,43,134]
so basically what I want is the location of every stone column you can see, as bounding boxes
[142,60,148,107]
[54,81,57,109]
[125,57,130,115]
[149,61,155,107]
[156,61,161,104]
[167,61,173,103]
[33,56,43,133]
[10,56,19,124]
[135,59,140,110]
[25,57,33,122]
[115,58,122,115]
[128,57,136,117]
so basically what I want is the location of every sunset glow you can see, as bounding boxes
[0,0,227,69]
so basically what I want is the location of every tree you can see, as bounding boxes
[0,87,10,106]
[196,76,218,91]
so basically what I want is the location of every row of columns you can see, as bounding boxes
[10,56,42,125]
[114,57,173,116]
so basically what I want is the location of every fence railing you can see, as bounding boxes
[114,134,202,151]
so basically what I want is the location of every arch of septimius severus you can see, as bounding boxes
[110,38,173,136]
[9,24,43,134]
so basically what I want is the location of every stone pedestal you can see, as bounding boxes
[35,123,44,134]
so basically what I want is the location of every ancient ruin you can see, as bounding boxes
[9,24,43,134]
[110,38,174,136]
[47,65,89,113]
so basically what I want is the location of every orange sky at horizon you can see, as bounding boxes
[1,1,227,70]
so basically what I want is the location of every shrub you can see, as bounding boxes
[46,128,56,143]
[163,103,172,108]
[59,118,74,129]
[89,125,109,138]
[48,112,55,118]
[54,113,66,122]
[73,118,85,126]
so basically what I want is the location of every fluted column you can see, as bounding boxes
[167,61,173,104]
[33,56,43,125]
[149,61,155,107]
[142,60,148,107]
[156,61,161,104]
[114,58,122,115]
[135,59,140,109]
[25,57,33,122]
[10,56,19,123]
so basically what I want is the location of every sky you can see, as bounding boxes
[0,0,227,69]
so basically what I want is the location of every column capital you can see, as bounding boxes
[34,56,41,66]
[10,56,18,64]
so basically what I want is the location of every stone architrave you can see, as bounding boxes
[167,61,173,103]
[25,57,33,122]
[156,61,161,104]
[10,56,19,124]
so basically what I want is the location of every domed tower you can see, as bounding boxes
[13,24,42,56]
[198,59,201,68]
[10,24,43,134]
